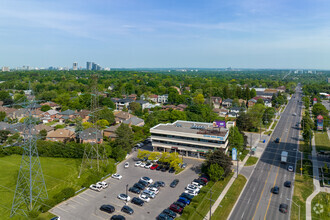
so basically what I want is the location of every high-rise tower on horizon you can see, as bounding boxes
[86,61,92,70]
[73,62,78,70]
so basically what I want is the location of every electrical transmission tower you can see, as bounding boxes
[78,74,107,178]
[11,96,48,217]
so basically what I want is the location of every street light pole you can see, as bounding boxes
[287,198,300,220]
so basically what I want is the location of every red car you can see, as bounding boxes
[150,164,158,170]
[199,177,208,183]
[169,204,183,214]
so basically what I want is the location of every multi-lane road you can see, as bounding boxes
[230,86,303,220]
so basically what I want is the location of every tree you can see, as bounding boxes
[250,88,256,98]
[114,123,134,152]
[302,124,313,146]
[256,98,264,105]
[232,98,240,107]
[0,91,11,101]
[207,163,224,181]
[39,129,48,140]
[0,111,6,121]
[96,119,109,129]
[245,86,251,101]
[228,127,245,151]
[0,130,10,143]
[41,105,51,112]
[96,107,115,125]
[203,149,232,177]
[223,85,229,99]
[193,94,205,105]
[137,149,150,159]
[129,102,141,113]
[82,122,93,130]
[312,103,328,119]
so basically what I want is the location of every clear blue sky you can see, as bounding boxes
[1,0,330,69]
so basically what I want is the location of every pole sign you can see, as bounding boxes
[317,115,324,131]
[213,120,226,128]
[232,148,237,161]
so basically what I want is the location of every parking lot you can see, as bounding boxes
[50,151,203,220]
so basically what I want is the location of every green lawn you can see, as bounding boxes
[177,174,233,220]
[244,156,258,166]
[314,132,330,152]
[271,120,278,130]
[291,160,314,220]
[212,175,247,219]
[239,149,249,161]
[311,192,329,220]
[0,154,115,220]
[264,130,272,135]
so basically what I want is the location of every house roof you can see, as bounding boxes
[223,99,233,103]
[77,109,90,118]
[103,123,121,132]
[45,109,59,116]
[149,94,158,98]
[8,123,25,133]
[135,100,149,105]
[78,127,102,140]
[0,122,10,130]
[114,111,132,120]
[41,101,59,107]
[248,99,257,103]
[123,116,144,126]
[33,124,54,132]
[59,109,77,115]
[47,129,75,138]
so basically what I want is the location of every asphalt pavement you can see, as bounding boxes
[229,87,303,220]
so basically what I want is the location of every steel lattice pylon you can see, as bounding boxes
[10,100,48,217]
[78,74,107,178]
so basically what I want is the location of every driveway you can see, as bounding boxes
[50,152,203,220]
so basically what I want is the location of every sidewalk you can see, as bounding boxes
[305,136,320,220]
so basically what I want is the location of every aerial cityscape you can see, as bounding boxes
[0,1,329,220]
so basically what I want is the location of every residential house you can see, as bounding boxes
[41,110,60,123]
[135,100,150,110]
[149,94,158,103]
[216,108,229,118]
[103,124,121,140]
[264,99,272,107]
[210,97,222,109]
[8,123,25,134]
[222,99,233,108]
[227,121,236,129]
[248,99,257,108]
[114,111,132,124]
[128,94,137,101]
[41,101,61,110]
[123,116,145,127]
[227,112,237,118]
[0,107,17,118]
[0,122,10,131]
[58,109,78,122]
[77,127,103,144]
[46,129,75,142]
[77,109,90,122]
[276,86,286,93]
[31,124,54,135]
[157,94,168,103]
[114,98,134,110]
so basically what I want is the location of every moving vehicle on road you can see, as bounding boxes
[121,205,134,215]
[271,186,280,194]
[170,179,179,188]
[275,138,281,143]
[131,197,144,206]
[279,203,288,213]
[287,165,294,172]
[111,173,122,180]
[281,151,288,163]
[100,204,115,214]
[117,193,131,202]
[89,184,102,192]
[284,181,292,188]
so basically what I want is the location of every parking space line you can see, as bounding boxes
[76,194,89,201]
[83,191,97,198]
[70,198,85,206]
[92,213,105,220]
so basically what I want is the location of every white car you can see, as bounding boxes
[288,166,294,172]
[140,163,146,168]
[90,184,102,192]
[142,190,155,199]
[191,181,203,189]
[141,176,153,184]
[111,173,122,180]
[135,161,142,167]
[96,181,108,189]
[185,190,198,196]
[139,193,151,202]
[117,193,131,201]
[124,162,129,168]
[147,187,159,195]
[145,163,153,169]
[186,184,200,192]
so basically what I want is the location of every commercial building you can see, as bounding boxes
[150,120,229,158]
[73,62,78,70]
[86,61,92,70]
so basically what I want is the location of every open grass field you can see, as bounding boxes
[177,174,233,220]
[0,154,115,220]
[212,174,247,219]
[311,192,329,220]
[314,132,330,152]
[244,156,258,166]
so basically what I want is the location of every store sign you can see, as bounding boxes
[232,148,237,161]
[317,115,324,131]
[213,120,226,128]
[203,135,224,141]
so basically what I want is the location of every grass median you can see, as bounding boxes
[212,174,247,219]
[271,120,278,130]
[177,174,233,220]
[244,156,258,166]
[314,132,330,152]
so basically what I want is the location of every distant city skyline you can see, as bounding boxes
[1,0,330,69]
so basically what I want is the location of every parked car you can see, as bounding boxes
[169,167,175,173]
[139,193,151,202]
[111,173,122,180]
[111,215,126,220]
[279,203,288,213]
[133,183,145,190]
[155,181,165,187]
[141,176,153,184]
[135,161,142,167]
[145,163,153,169]
[147,187,159,194]
[140,162,146,168]
[143,189,155,198]
[131,197,144,206]
[162,208,177,218]
[156,213,173,220]
[199,177,209,183]
[161,165,170,172]
[100,204,115,214]
[173,201,186,208]
[193,179,206,186]
[186,184,200,192]
[129,187,141,194]
[149,183,160,190]
[96,181,108,189]
[271,186,280,194]
[191,181,204,188]
[184,190,198,196]
[180,193,194,200]
[156,165,163,171]
[121,205,134,215]
[169,204,183,214]
[284,181,292,188]
[138,180,149,187]
[124,162,129,168]
[170,179,179,188]
[150,164,158,170]
[178,196,191,205]
[287,166,294,172]
[117,194,131,202]
[181,163,187,169]
[90,184,102,192]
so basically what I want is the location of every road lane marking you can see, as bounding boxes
[253,187,256,192]
[248,198,251,204]
[264,166,280,220]
[252,166,272,220]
